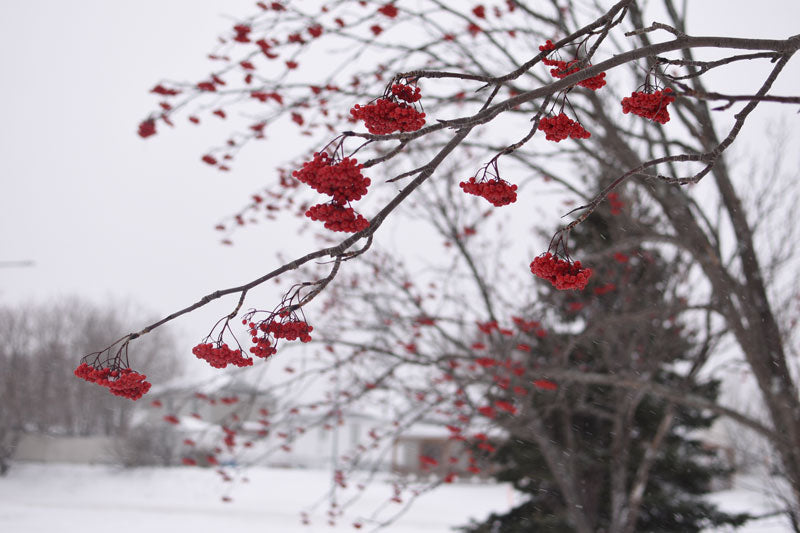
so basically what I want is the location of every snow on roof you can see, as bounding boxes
[395,421,508,440]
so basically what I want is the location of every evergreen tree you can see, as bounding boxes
[464,193,749,532]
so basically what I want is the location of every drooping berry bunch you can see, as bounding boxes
[137,119,157,139]
[294,145,371,233]
[459,158,518,207]
[459,177,518,207]
[350,99,426,134]
[232,24,252,43]
[608,192,624,215]
[262,318,313,342]
[530,252,593,290]
[350,82,425,135]
[305,202,370,232]
[249,333,277,359]
[390,83,421,103]
[539,113,591,142]
[539,40,607,91]
[377,4,399,18]
[574,69,607,91]
[192,342,254,368]
[292,152,371,203]
[621,88,675,124]
[244,308,313,360]
[74,362,152,400]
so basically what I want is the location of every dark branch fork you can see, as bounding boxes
[559,52,795,238]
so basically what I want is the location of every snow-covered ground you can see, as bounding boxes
[0,463,793,532]
[0,463,513,533]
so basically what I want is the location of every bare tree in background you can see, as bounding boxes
[0,298,180,474]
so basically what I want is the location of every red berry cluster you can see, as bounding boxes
[292,152,371,203]
[378,4,399,18]
[459,177,518,207]
[477,320,499,334]
[233,24,251,43]
[530,253,593,290]
[261,319,313,342]
[533,378,558,391]
[192,343,253,369]
[74,362,152,400]
[294,149,371,233]
[391,83,421,103]
[350,98,426,135]
[539,113,591,142]
[306,202,370,232]
[246,313,313,360]
[576,70,607,90]
[250,331,278,359]
[511,316,542,333]
[621,88,675,124]
[539,40,606,91]
[150,84,180,96]
[608,192,624,215]
[249,334,278,359]
[137,119,156,139]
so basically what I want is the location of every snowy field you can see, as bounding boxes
[0,463,513,533]
[0,463,793,532]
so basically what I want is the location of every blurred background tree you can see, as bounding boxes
[0,299,181,474]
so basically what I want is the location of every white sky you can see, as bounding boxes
[0,0,303,352]
[1,0,798,360]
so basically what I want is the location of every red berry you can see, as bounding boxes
[529,252,592,290]
[459,177,517,206]
[539,113,590,142]
[390,84,421,103]
[538,41,606,90]
[305,202,370,233]
[74,362,152,400]
[377,4,398,17]
[292,152,371,203]
[621,88,675,124]
[137,119,156,138]
[192,342,254,368]
[350,99,425,134]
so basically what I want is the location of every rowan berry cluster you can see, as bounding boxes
[249,335,278,359]
[530,252,593,290]
[539,40,607,90]
[621,88,675,124]
[74,362,152,400]
[192,342,254,368]
[259,318,313,342]
[245,311,313,360]
[511,316,541,333]
[233,24,251,43]
[378,4,399,18]
[292,152,371,203]
[539,113,591,142]
[608,192,624,215]
[150,84,180,96]
[459,177,518,207]
[294,149,371,233]
[137,119,156,139]
[533,379,559,391]
[477,320,499,334]
[390,83,421,103]
[350,98,426,135]
[575,70,607,91]
[306,202,370,232]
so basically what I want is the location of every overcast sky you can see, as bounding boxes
[0,0,299,352]
[1,1,798,361]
